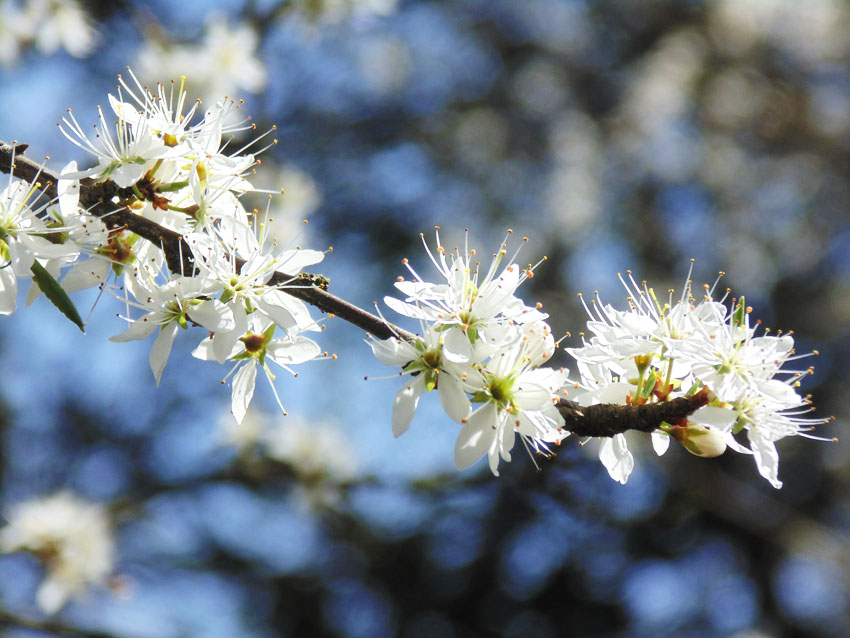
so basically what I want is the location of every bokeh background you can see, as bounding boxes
[1,1,849,636]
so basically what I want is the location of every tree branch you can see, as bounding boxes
[556,390,710,438]
[0,609,141,638]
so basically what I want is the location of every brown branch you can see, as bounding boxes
[556,390,711,438]
[0,608,144,638]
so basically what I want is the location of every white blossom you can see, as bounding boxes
[385,229,547,350]
[0,492,113,614]
[0,172,79,314]
[565,267,827,488]
[455,326,569,476]
[26,0,95,58]
[110,273,234,384]
[264,417,357,483]
[368,325,471,437]
[135,16,266,105]
[373,231,568,475]
[194,317,323,424]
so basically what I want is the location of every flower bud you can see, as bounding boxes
[672,424,727,458]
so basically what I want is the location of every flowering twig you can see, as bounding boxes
[0,142,822,459]
[0,141,410,341]
[0,141,714,439]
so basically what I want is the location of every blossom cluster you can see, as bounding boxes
[369,230,570,476]
[135,17,267,107]
[0,0,94,66]
[0,491,113,613]
[1,70,326,423]
[371,239,826,487]
[220,410,358,507]
[566,268,828,488]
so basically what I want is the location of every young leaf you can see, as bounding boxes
[30,261,85,332]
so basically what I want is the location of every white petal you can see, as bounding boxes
[109,316,158,342]
[36,578,70,614]
[188,299,235,332]
[267,337,322,365]
[369,337,415,367]
[437,372,471,423]
[0,267,17,315]
[384,295,433,320]
[394,280,435,299]
[724,433,753,455]
[108,162,148,188]
[599,434,634,484]
[497,415,515,463]
[749,431,782,489]
[61,259,111,293]
[212,302,247,363]
[651,430,670,456]
[109,94,141,123]
[58,161,81,218]
[689,406,738,432]
[276,248,325,273]
[474,265,520,317]
[20,234,76,261]
[514,381,553,411]
[232,362,258,424]
[391,375,426,438]
[518,406,563,437]
[758,379,803,407]
[442,327,472,363]
[150,323,179,385]
[192,337,215,361]
[454,405,497,471]
[253,290,318,333]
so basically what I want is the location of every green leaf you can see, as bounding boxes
[30,261,85,333]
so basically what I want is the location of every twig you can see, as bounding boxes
[556,391,710,438]
[0,609,143,638]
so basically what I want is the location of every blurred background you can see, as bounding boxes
[0,0,849,636]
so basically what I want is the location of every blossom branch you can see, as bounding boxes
[0,141,411,341]
[1,135,825,486]
[0,142,716,439]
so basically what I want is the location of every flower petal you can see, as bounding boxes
[110,316,158,342]
[749,431,782,489]
[651,430,670,456]
[392,375,426,438]
[454,405,497,471]
[599,434,634,484]
[232,362,258,424]
[437,372,471,423]
[150,323,179,385]
[188,299,235,332]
